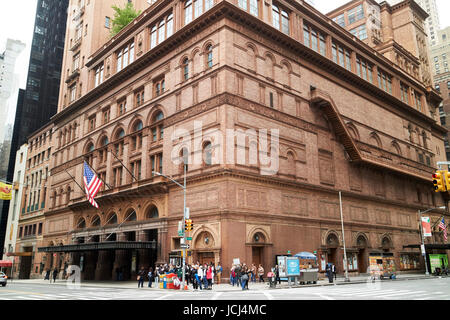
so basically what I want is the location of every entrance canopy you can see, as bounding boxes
[0,260,12,267]
[403,244,450,250]
[294,252,317,260]
[38,241,157,253]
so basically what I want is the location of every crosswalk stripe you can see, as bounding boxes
[211,292,223,300]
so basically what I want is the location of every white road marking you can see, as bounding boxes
[155,293,174,300]
[211,292,223,300]
[316,293,335,300]
[262,291,274,300]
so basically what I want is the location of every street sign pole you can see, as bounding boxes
[339,192,350,282]
[419,210,430,276]
[182,163,187,290]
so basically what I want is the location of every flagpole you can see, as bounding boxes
[64,169,86,195]
[108,150,138,182]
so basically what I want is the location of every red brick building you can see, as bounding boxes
[34,0,448,281]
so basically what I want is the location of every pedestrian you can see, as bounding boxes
[115,267,120,281]
[230,266,235,286]
[137,267,146,288]
[45,269,50,281]
[332,264,337,280]
[326,264,333,283]
[235,264,241,287]
[202,264,209,290]
[148,267,154,288]
[258,264,264,283]
[251,264,257,283]
[241,265,249,290]
[206,264,213,290]
[245,265,251,290]
[216,263,222,285]
[275,265,281,284]
[52,268,58,283]
[197,264,204,290]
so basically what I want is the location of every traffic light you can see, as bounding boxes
[185,219,193,231]
[433,171,446,192]
[445,171,450,191]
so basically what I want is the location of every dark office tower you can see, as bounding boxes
[0,0,69,258]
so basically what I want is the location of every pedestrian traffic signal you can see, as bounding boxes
[185,219,193,231]
[433,171,446,192]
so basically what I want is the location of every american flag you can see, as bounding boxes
[439,217,447,242]
[83,162,102,209]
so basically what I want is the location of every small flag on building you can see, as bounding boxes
[83,162,102,209]
[0,182,12,200]
[439,217,447,242]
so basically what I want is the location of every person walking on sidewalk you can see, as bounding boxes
[258,264,265,283]
[148,267,154,288]
[216,263,222,285]
[137,267,146,288]
[241,265,249,290]
[251,264,257,283]
[52,268,58,283]
[45,269,50,281]
[275,265,281,284]
[206,264,213,290]
[326,264,333,283]
[197,264,204,290]
[332,264,337,280]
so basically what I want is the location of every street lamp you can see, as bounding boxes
[418,206,446,276]
[153,163,187,290]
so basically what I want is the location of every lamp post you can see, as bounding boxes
[418,206,446,276]
[153,163,187,290]
[339,192,350,282]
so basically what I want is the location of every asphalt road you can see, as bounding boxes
[0,278,449,300]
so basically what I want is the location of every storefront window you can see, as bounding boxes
[343,253,358,270]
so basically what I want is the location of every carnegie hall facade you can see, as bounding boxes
[33,0,449,280]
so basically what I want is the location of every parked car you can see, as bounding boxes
[0,272,7,286]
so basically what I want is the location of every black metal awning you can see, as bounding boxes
[37,241,157,253]
[403,244,450,250]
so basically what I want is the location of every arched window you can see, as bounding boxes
[125,210,137,223]
[91,215,101,227]
[98,136,109,164]
[167,14,173,37]
[206,44,213,69]
[113,129,125,157]
[182,58,189,80]
[77,218,86,229]
[147,206,159,219]
[131,121,143,151]
[203,141,212,166]
[107,213,118,225]
[151,111,164,142]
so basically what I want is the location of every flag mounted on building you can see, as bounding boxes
[438,217,448,242]
[0,182,12,200]
[83,162,102,209]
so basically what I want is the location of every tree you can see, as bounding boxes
[110,2,141,37]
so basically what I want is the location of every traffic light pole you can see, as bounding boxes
[153,165,188,290]
[182,163,187,290]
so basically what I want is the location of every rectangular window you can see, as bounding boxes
[401,83,409,104]
[319,34,326,56]
[105,16,110,28]
[333,14,345,27]
[311,29,318,52]
[350,24,367,40]
[102,108,110,124]
[94,63,104,87]
[118,99,126,116]
[332,43,337,63]
[69,85,77,103]
[116,42,135,73]
[88,115,96,132]
[303,25,310,47]
[348,4,364,25]
[135,89,144,107]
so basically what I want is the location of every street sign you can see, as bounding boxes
[187,237,192,241]
[185,207,190,219]
[178,231,184,237]
[180,244,190,249]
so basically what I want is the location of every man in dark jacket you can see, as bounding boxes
[52,268,58,283]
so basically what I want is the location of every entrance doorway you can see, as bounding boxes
[252,247,263,266]
[198,252,215,265]
[19,247,33,279]
[326,233,340,272]
[356,235,368,274]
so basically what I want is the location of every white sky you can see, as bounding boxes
[0,0,449,90]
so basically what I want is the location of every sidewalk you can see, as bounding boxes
[9,273,437,292]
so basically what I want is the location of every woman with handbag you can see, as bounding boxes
[137,267,146,288]
[241,265,249,290]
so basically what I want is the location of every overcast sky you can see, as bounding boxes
[0,0,449,89]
